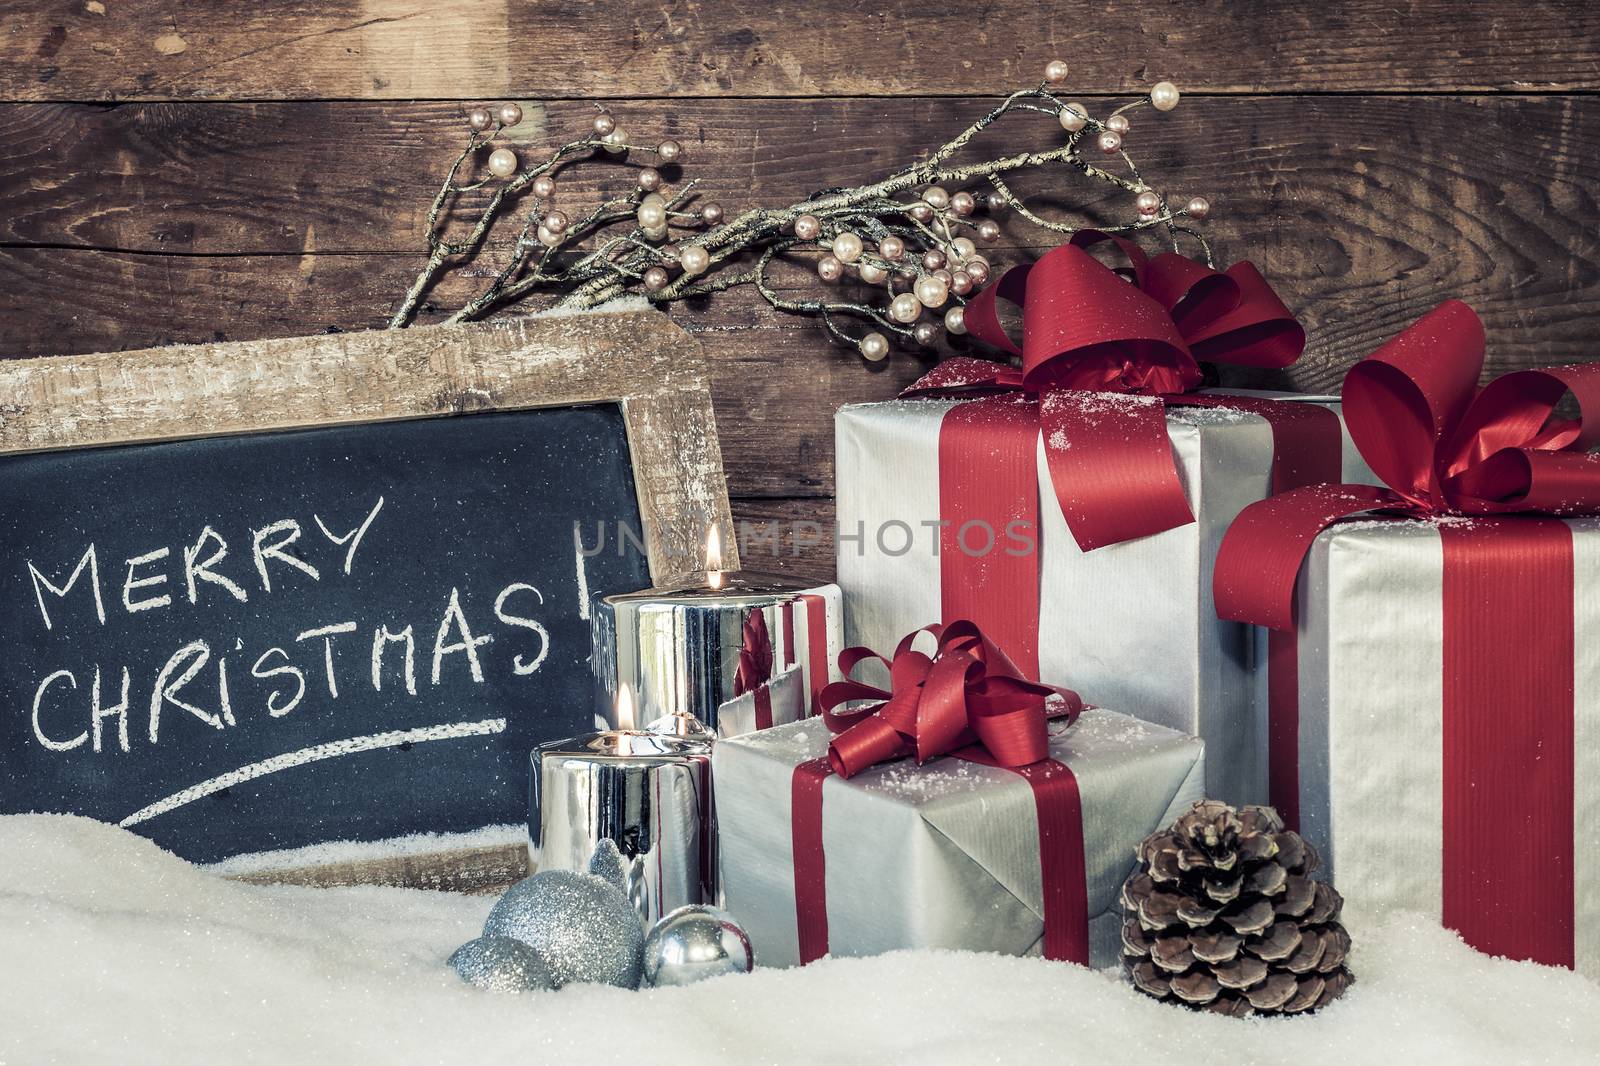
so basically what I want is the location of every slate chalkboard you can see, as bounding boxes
[0,406,654,863]
[0,314,735,883]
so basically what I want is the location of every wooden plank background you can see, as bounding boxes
[3,1,1598,583]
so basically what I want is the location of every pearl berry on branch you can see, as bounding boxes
[399,75,1212,364]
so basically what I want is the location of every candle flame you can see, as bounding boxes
[616,682,636,731]
[705,525,725,589]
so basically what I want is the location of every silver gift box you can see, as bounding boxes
[713,664,808,739]
[714,708,1205,968]
[835,391,1372,807]
[1279,518,1600,975]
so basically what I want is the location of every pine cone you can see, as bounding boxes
[1120,800,1353,1017]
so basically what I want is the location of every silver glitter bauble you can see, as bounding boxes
[447,935,557,993]
[586,838,630,893]
[483,869,644,988]
[641,905,754,988]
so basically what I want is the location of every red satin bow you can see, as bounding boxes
[1216,299,1600,631]
[815,620,1083,779]
[902,235,1308,550]
[909,232,1304,397]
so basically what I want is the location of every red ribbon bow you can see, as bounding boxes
[903,234,1309,549]
[815,620,1083,779]
[1216,299,1600,632]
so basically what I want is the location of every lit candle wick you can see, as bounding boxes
[616,682,636,755]
[705,525,725,590]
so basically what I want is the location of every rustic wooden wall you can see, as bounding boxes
[3,1,1598,582]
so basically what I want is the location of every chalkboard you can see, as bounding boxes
[0,314,735,870]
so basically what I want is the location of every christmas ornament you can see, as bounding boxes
[1121,801,1353,1016]
[641,905,754,988]
[586,837,631,894]
[391,68,1215,366]
[447,935,557,993]
[482,869,645,989]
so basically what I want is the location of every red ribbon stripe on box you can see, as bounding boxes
[1213,299,1600,968]
[787,621,1087,964]
[901,235,1341,676]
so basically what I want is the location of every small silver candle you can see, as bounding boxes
[590,527,840,735]
[531,687,714,924]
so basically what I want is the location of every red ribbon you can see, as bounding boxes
[790,622,1089,964]
[733,609,774,699]
[816,620,1083,778]
[781,593,834,716]
[1213,299,1598,968]
[905,233,1311,552]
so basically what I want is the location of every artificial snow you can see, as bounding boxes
[3,814,1597,1066]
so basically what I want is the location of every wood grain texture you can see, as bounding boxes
[3,94,1596,501]
[230,841,528,894]
[5,0,1599,100]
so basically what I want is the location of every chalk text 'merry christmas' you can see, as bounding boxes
[24,497,551,755]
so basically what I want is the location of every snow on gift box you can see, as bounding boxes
[1215,300,1600,975]
[836,235,1377,811]
[714,621,1205,968]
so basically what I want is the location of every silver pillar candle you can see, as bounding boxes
[590,569,811,734]
[531,722,714,924]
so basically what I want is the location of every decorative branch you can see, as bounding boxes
[390,66,1211,362]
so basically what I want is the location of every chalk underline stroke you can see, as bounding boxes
[118,718,508,828]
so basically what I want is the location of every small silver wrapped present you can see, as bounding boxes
[714,708,1204,968]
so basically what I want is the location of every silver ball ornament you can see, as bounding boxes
[483,870,645,989]
[586,838,631,892]
[448,935,558,993]
[641,906,754,988]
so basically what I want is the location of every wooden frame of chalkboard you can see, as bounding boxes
[0,310,736,892]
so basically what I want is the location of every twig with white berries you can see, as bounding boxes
[390,64,1211,362]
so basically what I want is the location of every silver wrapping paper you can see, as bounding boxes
[713,664,808,739]
[835,391,1372,807]
[1285,518,1600,975]
[714,708,1205,968]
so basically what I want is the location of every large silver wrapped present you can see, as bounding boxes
[836,392,1372,808]
[1274,517,1600,975]
[714,708,1205,968]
